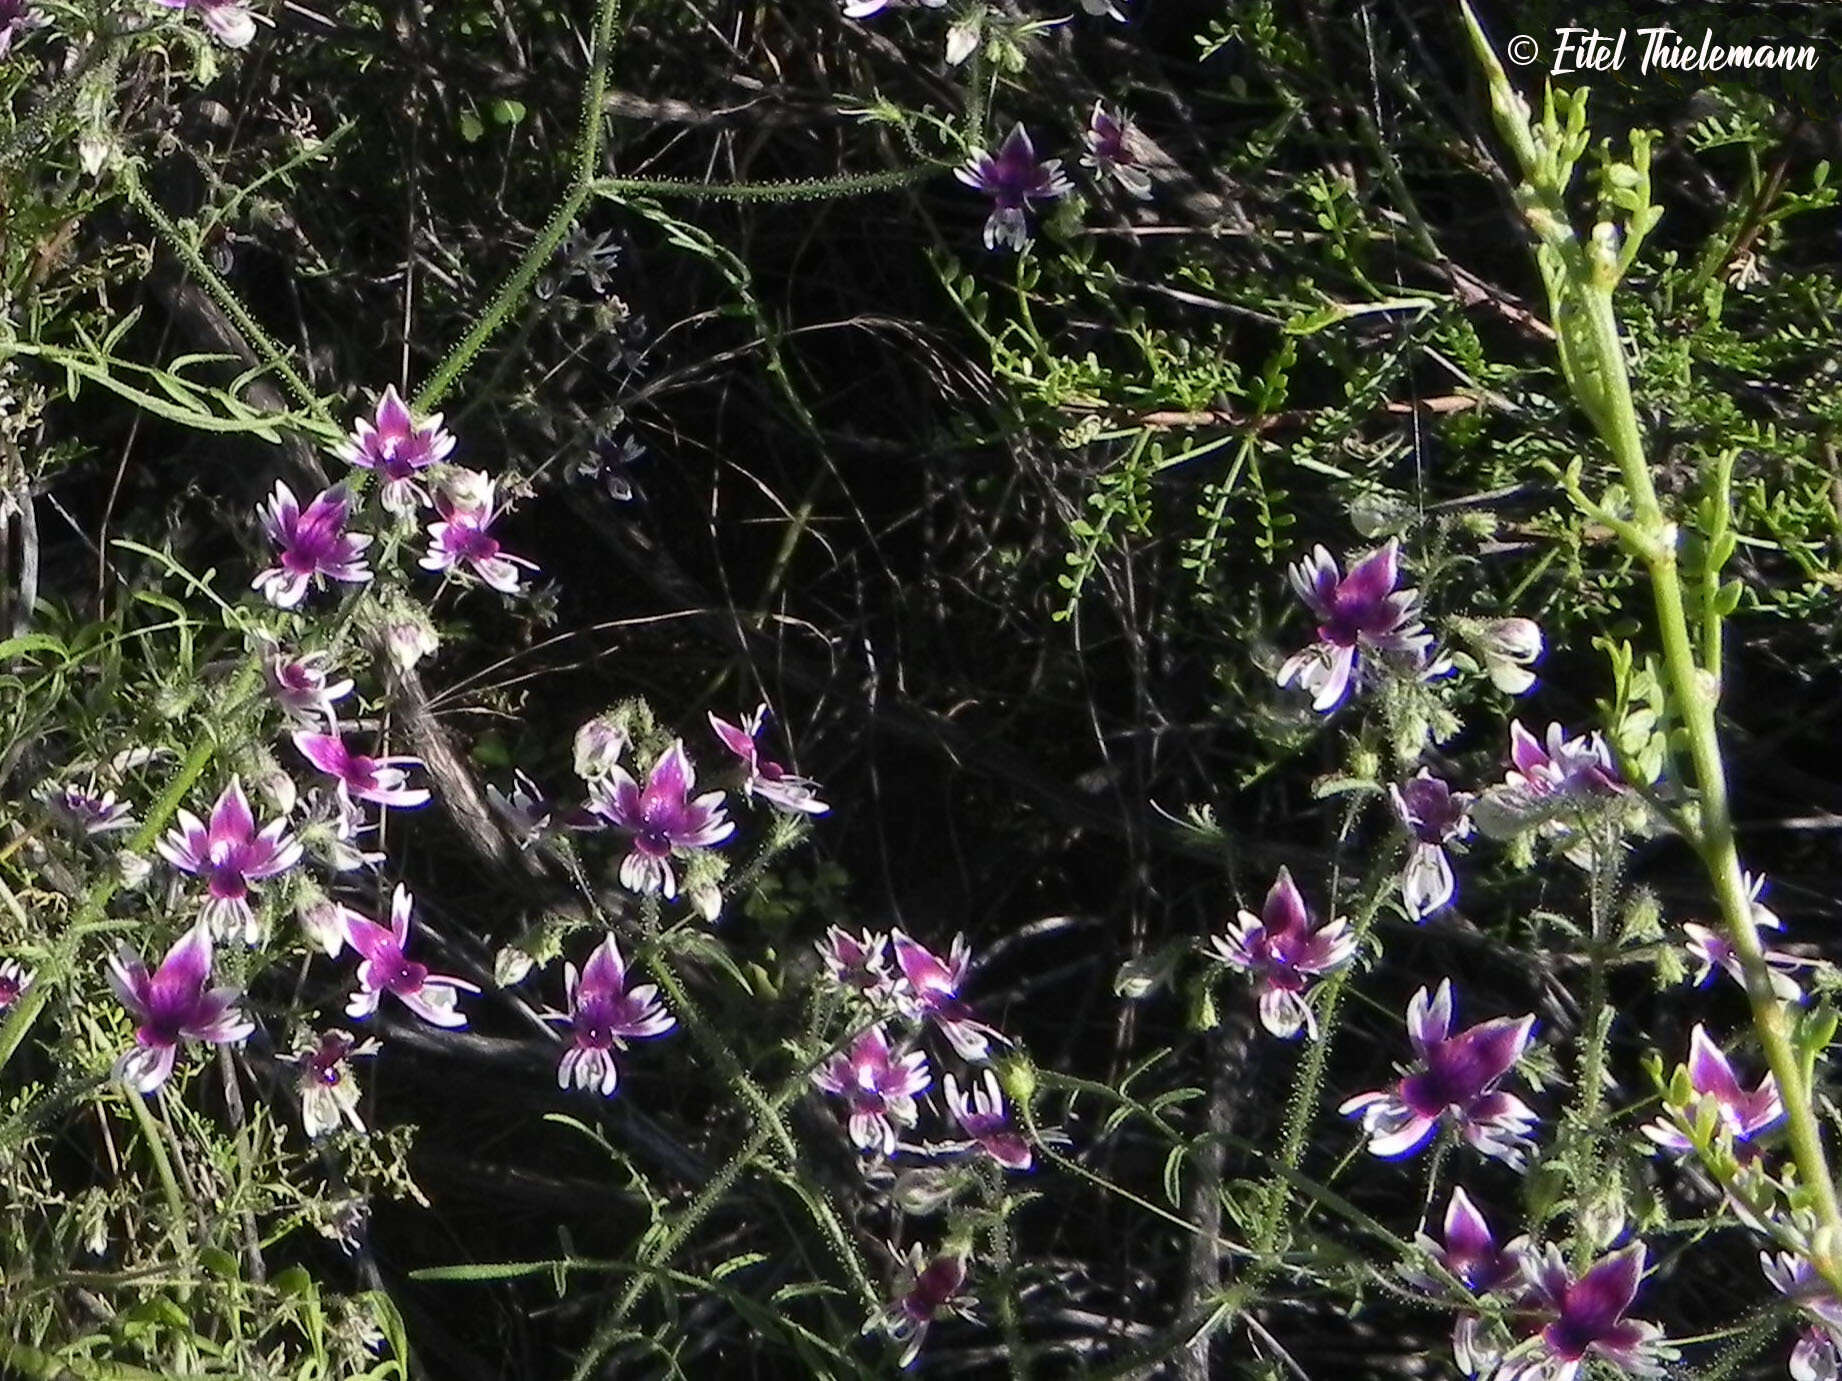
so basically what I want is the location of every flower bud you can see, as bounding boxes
[892,1167,962,1216]
[437,467,493,514]
[573,717,628,780]
[78,133,112,178]
[997,1056,1037,1109]
[252,762,298,817]
[113,850,153,890]
[1479,617,1543,695]
[945,18,979,65]
[385,616,439,671]
[494,946,535,987]
[298,895,349,957]
[688,880,723,925]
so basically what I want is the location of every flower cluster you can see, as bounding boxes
[810,929,1010,1158]
[1406,1191,1665,1380]
[951,111,1158,252]
[808,922,1032,1364]
[252,388,538,611]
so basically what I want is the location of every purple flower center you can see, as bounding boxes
[283,518,349,571]
[573,991,641,1049]
[204,840,255,897]
[982,149,1055,210]
[1398,778,1463,842]
[447,519,501,564]
[141,972,207,1044]
[1090,117,1127,162]
[306,1037,350,1084]
[368,945,426,996]
[1406,1038,1496,1112]
[902,1260,962,1322]
[375,432,436,481]
[1320,586,1398,647]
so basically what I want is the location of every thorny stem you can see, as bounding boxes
[637,946,874,1296]
[1250,853,1397,1256]
[118,164,336,430]
[126,1089,189,1260]
[413,0,626,413]
[571,1007,876,1379]
[1462,1,1842,1293]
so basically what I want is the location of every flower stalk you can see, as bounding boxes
[1462,0,1842,1293]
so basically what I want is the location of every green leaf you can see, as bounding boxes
[0,633,68,663]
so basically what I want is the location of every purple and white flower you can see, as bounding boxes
[840,0,944,18]
[264,647,354,726]
[1392,771,1475,920]
[954,124,1073,252]
[579,740,735,899]
[1,0,46,59]
[813,1024,931,1156]
[38,781,136,836]
[1414,1187,1528,1294]
[1684,921,1805,1001]
[153,0,255,47]
[1763,1253,1842,1381]
[1643,1024,1783,1154]
[252,482,373,609]
[1082,103,1152,198]
[817,926,904,1006]
[944,1069,1031,1171]
[156,778,303,943]
[1496,1243,1666,1381]
[292,730,431,811]
[1684,872,1806,1001]
[542,935,675,1096]
[1277,540,1434,712]
[344,885,479,1028]
[891,931,1003,1062]
[486,770,551,849]
[708,703,829,815]
[1340,980,1538,1167]
[866,1246,969,1370]
[1409,1188,1528,1374]
[1208,867,1356,1039]
[107,923,255,1093]
[1505,720,1625,800]
[336,385,457,514]
[286,1029,380,1137]
[0,958,34,1011]
[419,472,537,595]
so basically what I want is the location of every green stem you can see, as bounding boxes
[414,0,626,413]
[1583,281,1842,1273]
[126,1088,189,1257]
[1461,1,1842,1290]
[118,165,334,427]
